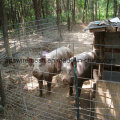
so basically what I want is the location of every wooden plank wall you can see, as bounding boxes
[93,32,120,73]
[95,80,120,120]
[93,32,120,120]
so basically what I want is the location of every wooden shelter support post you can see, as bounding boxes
[93,32,105,79]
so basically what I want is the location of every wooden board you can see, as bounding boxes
[117,27,120,32]
[94,48,120,53]
[95,78,120,120]
[106,27,117,32]
[90,28,106,32]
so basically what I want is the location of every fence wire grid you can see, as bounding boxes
[0,18,120,120]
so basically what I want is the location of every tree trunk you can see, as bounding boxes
[0,70,5,107]
[82,0,87,23]
[32,0,40,20]
[118,5,120,17]
[32,0,40,29]
[91,0,94,21]
[113,0,117,17]
[62,0,67,12]
[45,0,49,16]
[18,4,21,23]
[41,0,45,18]
[14,0,17,23]
[56,0,62,40]
[95,0,98,20]
[106,0,109,18]
[38,0,42,17]
[72,0,75,24]
[0,0,12,57]
[20,0,26,37]
[67,0,71,31]
[98,1,100,20]
[85,0,89,23]
[10,0,15,25]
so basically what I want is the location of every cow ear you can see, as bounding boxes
[56,59,62,72]
[70,61,74,68]
[41,57,46,64]
[27,57,34,66]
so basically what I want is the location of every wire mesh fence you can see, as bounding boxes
[0,18,58,61]
[0,18,120,120]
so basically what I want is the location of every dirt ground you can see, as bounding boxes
[1,23,95,120]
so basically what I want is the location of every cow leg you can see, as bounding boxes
[74,80,84,106]
[47,81,51,95]
[92,83,96,98]
[78,80,84,97]
[47,76,52,95]
[38,80,43,97]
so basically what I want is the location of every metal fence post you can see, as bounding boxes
[73,57,79,120]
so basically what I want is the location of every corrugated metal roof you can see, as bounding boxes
[85,17,120,32]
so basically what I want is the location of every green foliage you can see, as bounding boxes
[61,13,67,22]
[1,0,119,30]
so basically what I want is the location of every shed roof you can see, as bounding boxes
[85,17,120,32]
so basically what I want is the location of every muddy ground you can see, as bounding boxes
[1,24,95,120]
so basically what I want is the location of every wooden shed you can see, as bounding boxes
[85,17,120,120]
